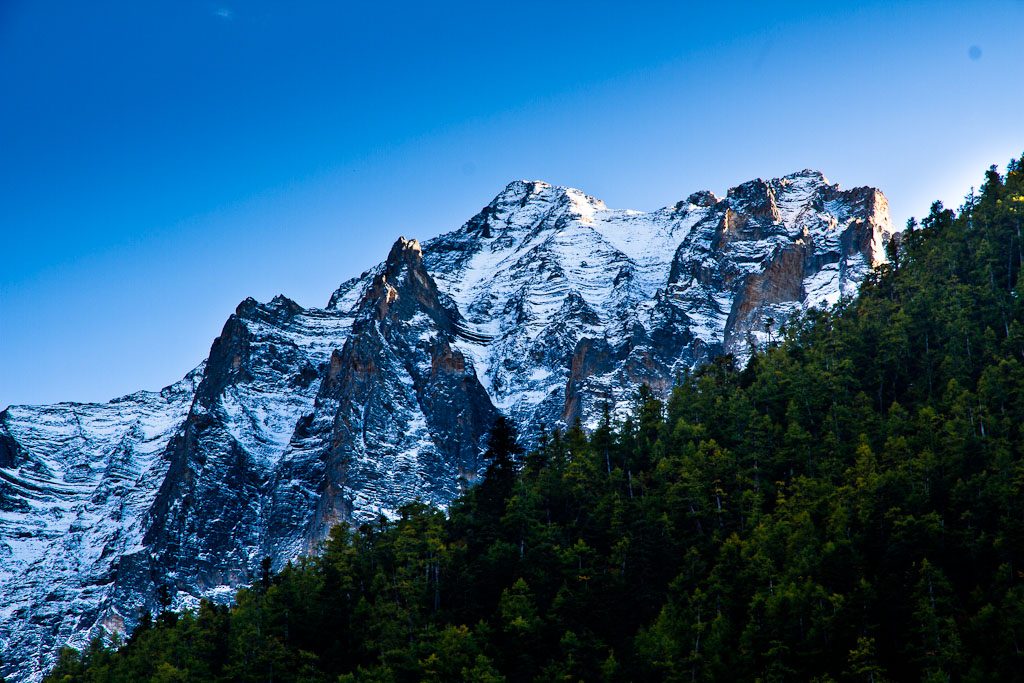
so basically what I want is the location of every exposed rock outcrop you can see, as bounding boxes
[0,170,894,682]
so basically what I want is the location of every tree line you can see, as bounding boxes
[43,155,1024,682]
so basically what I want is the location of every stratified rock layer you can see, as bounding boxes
[0,170,893,681]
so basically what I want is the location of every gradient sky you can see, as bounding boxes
[1,1,1023,408]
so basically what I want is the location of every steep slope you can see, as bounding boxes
[259,237,498,566]
[46,156,1024,683]
[421,171,893,432]
[0,369,202,676]
[130,296,356,609]
[0,170,893,682]
[1,297,357,681]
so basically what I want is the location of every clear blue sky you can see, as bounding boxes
[2,1,1023,407]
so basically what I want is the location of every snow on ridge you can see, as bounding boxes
[0,169,893,683]
[0,368,200,683]
[417,170,890,431]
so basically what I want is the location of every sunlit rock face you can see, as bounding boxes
[422,172,892,433]
[0,170,893,682]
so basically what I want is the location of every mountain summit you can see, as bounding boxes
[0,171,893,682]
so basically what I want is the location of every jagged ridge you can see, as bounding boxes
[0,170,893,682]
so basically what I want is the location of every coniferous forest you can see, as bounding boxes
[43,156,1024,682]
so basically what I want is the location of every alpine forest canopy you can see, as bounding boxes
[42,156,1024,683]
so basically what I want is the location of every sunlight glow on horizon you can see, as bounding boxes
[1,0,1022,407]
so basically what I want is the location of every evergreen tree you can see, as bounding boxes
[44,154,1024,683]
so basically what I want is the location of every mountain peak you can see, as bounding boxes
[492,180,606,211]
[0,169,895,683]
[780,168,828,184]
[684,190,721,208]
[501,179,550,195]
[385,236,423,266]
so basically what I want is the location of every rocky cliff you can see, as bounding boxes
[0,170,893,681]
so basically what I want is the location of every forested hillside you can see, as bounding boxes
[41,156,1024,682]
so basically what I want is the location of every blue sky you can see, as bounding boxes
[1,0,1023,407]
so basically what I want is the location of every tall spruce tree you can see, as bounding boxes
[43,154,1024,683]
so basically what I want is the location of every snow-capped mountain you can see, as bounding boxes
[0,170,893,681]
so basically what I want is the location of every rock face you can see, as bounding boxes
[0,170,893,682]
